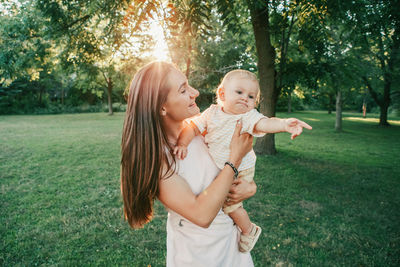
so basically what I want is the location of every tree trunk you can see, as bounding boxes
[247,1,277,155]
[335,90,342,132]
[102,71,113,115]
[107,77,113,115]
[185,42,192,78]
[287,91,292,113]
[379,73,391,126]
[61,87,64,106]
[363,76,391,126]
[379,104,389,126]
[254,134,276,155]
[39,88,43,107]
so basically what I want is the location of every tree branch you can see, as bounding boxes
[377,30,387,71]
[66,14,91,29]
[276,3,297,89]
[101,70,109,86]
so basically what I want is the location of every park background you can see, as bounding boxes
[1,0,399,266]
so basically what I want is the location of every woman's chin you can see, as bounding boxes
[191,106,200,116]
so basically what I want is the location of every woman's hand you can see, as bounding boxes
[225,179,257,205]
[228,119,253,167]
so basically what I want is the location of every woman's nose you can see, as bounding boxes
[190,87,199,98]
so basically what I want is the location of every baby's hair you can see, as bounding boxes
[216,69,260,106]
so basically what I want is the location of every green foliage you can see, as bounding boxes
[0,0,156,115]
[276,93,305,112]
[189,7,257,92]
[1,0,398,123]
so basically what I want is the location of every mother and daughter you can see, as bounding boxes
[121,61,311,266]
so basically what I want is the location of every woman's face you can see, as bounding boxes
[162,68,200,122]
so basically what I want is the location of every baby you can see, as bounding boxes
[174,69,312,252]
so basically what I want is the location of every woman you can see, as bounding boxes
[121,61,257,266]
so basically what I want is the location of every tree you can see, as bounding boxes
[350,0,400,126]
[120,0,212,79]
[34,0,158,114]
[299,0,371,131]
[324,25,356,132]
[0,0,61,113]
[165,0,211,78]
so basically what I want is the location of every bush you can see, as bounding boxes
[389,107,400,117]
[276,94,305,112]
[112,102,126,112]
[101,102,127,113]
[29,103,104,115]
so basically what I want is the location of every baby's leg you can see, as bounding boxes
[229,207,253,235]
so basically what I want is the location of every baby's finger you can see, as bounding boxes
[297,127,303,136]
[173,147,178,154]
[300,120,312,130]
[291,127,303,139]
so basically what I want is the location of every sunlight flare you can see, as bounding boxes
[149,21,170,62]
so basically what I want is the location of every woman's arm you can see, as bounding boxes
[158,120,253,228]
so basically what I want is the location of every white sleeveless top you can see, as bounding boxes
[166,136,254,267]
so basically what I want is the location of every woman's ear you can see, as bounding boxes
[160,106,167,116]
[218,87,225,101]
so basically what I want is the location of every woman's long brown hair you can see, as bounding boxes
[121,61,176,229]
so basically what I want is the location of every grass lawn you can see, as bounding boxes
[1,111,399,266]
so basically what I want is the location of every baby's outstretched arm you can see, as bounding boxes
[254,117,312,139]
[174,121,201,159]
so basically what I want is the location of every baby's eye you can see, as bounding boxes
[249,95,254,99]
[236,90,242,94]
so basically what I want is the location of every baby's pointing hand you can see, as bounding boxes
[285,118,312,140]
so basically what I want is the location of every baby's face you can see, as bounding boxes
[220,77,259,115]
